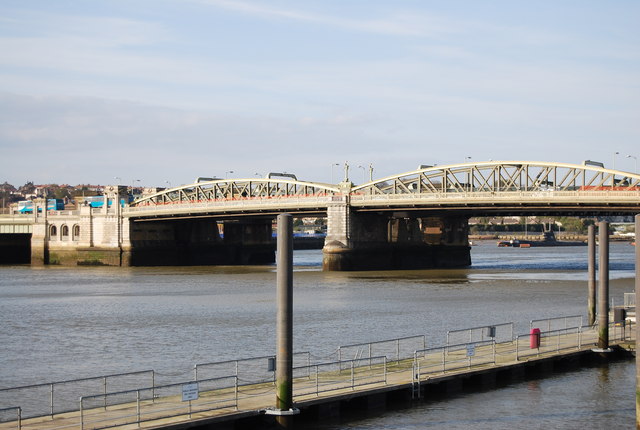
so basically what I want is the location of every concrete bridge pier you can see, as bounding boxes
[30,198,49,265]
[322,195,471,271]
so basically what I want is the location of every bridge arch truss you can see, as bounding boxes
[128,178,339,218]
[351,161,640,214]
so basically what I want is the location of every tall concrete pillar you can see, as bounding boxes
[635,214,640,430]
[597,221,609,350]
[275,213,295,428]
[587,224,596,326]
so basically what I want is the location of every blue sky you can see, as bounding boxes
[1,0,638,187]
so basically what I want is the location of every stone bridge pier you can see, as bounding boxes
[322,195,471,271]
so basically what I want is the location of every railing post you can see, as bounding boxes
[18,407,21,430]
[516,336,520,361]
[152,371,156,403]
[578,326,582,349]
[350,362,355,390]
[396,339,400,363]
[441,349,446,373]
[103,377,107,409]
[235,376,238,410]
[50,383,54,418]
[492,340,496,365]
[80,397,84,430]
[315,365,319,396]
[136,390,141,427]
[384,357,388,384]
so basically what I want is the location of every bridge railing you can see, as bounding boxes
[126,195,336,215]
[350,190,640,204]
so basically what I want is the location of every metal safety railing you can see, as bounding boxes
[0,407,21,429]
[292,356,387,398]
[624,293,636,309]
[194,352,311,386]
[530,315,583,332]
[414,340,496,377]
[79,376,237,430]
[0,370,154,420]
[516,326,585,361]
[337,335,425,369]
[446,322,513,346]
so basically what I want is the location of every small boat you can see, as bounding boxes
[497,231,586,247]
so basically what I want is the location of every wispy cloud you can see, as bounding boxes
[193,0,460,37]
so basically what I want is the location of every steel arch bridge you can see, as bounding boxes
[127,161,640,218]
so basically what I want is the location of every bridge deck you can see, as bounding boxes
[0,324,632,430]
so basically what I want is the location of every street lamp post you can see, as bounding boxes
[330,163,340,183]
[358,165,366,183]
[131,179,141,196]
[225,171,234,178]
[627,155,638,173]
[613,152,620,170]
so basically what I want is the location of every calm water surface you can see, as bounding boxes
[0,241,636,428]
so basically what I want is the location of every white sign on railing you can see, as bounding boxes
[466,344,475,357]
[182,383,199,401]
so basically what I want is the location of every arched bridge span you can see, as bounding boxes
[128,161,640,218]
[350,161,640,215]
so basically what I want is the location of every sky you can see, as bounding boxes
[1,0,639,187]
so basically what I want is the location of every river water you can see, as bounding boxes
[0,242,636,428]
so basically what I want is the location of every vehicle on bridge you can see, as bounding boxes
[82,195,132,208]
[17,199,65,213]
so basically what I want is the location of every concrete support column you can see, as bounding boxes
[275,213,295,428]
[587,224,596,326]
[597,221,609,350]
[635,214,640,430]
